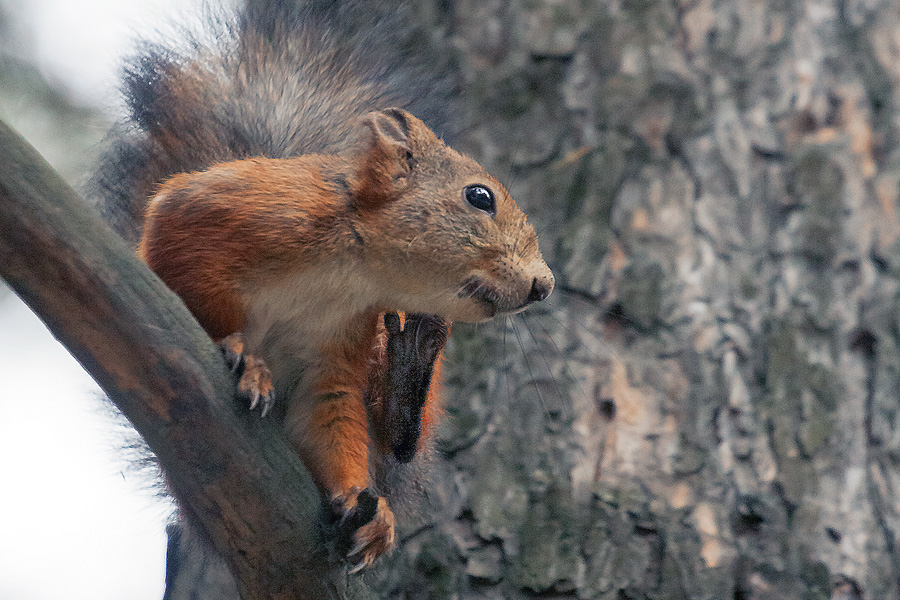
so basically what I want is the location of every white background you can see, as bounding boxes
[1,1,222,598]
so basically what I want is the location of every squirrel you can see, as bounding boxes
[92,0,553,572]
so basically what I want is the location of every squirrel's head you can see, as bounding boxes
[351,108,554,323]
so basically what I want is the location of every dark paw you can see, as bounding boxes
[333,488,395,573]
[383,312,449,371]
[382,313,448,462]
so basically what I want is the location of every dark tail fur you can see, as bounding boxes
[90,0,452,245]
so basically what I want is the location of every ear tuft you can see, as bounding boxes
[352,108,422,209]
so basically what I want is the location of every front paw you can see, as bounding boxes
[219,332,275,416]
[333,488,396,573]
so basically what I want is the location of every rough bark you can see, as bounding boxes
[9,0,900,597]
[0,119,372,600]
[362,1,900,599]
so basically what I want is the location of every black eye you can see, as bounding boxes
[464,184,496,216]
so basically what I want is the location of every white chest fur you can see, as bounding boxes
[239,260,382,395]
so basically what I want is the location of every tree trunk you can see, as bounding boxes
[0,118,373,600]
[363,1,900,599]
[17,0,892,597]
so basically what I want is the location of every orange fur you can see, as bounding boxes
[419,357,444,446]
[294,315,378,494]
[138,108,553,568]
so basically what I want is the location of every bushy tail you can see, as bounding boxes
[90,0,451,245]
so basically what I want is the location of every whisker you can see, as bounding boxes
[542,297,638,346]
[519,311,589,420]
[539,302,600,345]
[510,317,550,416]
[502,316,515,412]
[517,313,571,420]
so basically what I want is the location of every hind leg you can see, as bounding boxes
[367,312,449,463]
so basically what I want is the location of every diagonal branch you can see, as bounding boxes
[0,119,371,600]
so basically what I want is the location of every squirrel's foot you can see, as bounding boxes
[384,312,449,370]
[333,488,396,573]
[382,312,449,462]
[219,332,275,416]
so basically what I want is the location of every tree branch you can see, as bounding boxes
[0,119,371,599]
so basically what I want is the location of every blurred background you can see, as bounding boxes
[6,1,900,599]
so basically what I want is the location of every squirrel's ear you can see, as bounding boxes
[352,108,422,209]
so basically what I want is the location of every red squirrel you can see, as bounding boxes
[93,0,553,572]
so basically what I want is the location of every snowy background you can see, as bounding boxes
[0,1,227,598]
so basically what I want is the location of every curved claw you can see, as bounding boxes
[260,389,275,417]
[218,332,275,415]
[348,560,368,575]
[334,488,395,573]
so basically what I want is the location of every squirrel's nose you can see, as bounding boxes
[527,275,553,303]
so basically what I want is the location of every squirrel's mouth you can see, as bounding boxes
[458,277,500,317]
[458,276,531,318]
